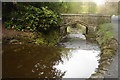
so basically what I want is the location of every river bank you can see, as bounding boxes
[2,26,61,46]
[89,23,118,78]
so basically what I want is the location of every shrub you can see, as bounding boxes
[5,5,62,33]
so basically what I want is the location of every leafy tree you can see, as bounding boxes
[87,2,97,13]
[97,2,118,15]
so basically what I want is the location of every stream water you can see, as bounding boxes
[2,32,100,78]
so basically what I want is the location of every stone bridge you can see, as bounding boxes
[60,13,111,36]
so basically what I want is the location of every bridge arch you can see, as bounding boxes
[64,20,89,34]
[60,13,111,36]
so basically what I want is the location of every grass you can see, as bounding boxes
[96,23,115,45]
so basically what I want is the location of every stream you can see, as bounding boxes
[2,31,100,78]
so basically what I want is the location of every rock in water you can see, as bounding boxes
[9,39,19,43]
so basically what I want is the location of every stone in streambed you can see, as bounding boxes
[90,73,104,78]
[9,39,19,43]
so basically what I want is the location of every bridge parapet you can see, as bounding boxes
[61,14,111,27]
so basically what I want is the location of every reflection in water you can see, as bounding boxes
[3,44,70,78]
[54,50,100,78]
[2,33,100,78]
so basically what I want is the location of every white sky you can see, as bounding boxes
[92,0,105,5]
[61,0,119,5]
[76,0,105,5]
[61,0,105,5]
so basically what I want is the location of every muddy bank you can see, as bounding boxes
[2,27,34,44]
[2,27,61,46]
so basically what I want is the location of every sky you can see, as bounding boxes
[77,0,105,5]
[91,0,105,5]
[61,0,106,5]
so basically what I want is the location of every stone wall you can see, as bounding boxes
[61,14,111,38]
[61,14,111,27]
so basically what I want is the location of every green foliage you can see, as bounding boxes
[98,2,118,15]
[4,21,13,29]
[96,23,115,45]
[60,2,97,14]
[44,31,61,46]
[33,31,61,46]
[4,3,62,33]
[3,3,63,46]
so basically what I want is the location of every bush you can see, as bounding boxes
[33,31,61,46]
[5,5,62,33]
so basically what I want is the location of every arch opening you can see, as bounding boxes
[66,21,88,35]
